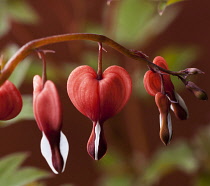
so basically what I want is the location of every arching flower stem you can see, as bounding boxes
[36,49,55,88]
[97,42,103,80]
[0,33,189,86]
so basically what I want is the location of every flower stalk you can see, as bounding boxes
[0,33,192,86]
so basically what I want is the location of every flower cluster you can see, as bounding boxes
[143,56,205,145]
[0,50,207,174]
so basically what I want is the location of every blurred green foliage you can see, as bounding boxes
[157,0,186,15]
[98,125,210,186]
[109,0,181,47]
[0,153,49,186]
[0,0,38,37]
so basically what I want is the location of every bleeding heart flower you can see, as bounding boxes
[143,56,188,120]
[67,65,132,160]
[143,56,189,145]
[0,80,22,120]
[33,75,69,174]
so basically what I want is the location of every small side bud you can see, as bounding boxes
[185,81,208,100]
[182,68,204,75]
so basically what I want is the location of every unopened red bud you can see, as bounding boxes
[33,75,69,174]
[143,56,174,96]
[155,92,172,145]
[186,81,208,100]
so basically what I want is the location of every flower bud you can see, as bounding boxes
[185,81,208,100]
[143,56,174,96]
[182,68,204,75]
[33,75,69,174]
[170,92,189,120]
[155,92,172,145]
[0,80,22,120]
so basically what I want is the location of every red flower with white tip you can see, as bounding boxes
[155,92,172,145]
[0,80,22,120]
[67,65,132,160]
[143,56,188,144]
[33,75,69,174]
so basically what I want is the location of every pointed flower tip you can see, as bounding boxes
[160,127,172,146]
[87,122,107,160]
[155,93,172,145]
[41,131,69,174]
[0,80,22,120]
[159,114,172,146]
[183,68,205,75]
[185,81,208,100]
[170,92,189,120]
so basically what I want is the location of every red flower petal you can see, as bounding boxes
[67,65,132,123]
[33,75,62,133]
[0,80,22,120]
[143,56,174,96]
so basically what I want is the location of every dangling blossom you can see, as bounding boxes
[143,56,188,145]
[67,65,132,160]
[33,75,69,174]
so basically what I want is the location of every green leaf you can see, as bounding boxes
[112,0,155,46]
[0,153,27,182]
[0,95,34,127]
[111,0,179,47]
[0,0,38,37]
[158,0,185,15]
[139,142,198,185]
[167,0,185,6]
[7,167,49,186]
[0,153,50,186]
[7,0,38,23]
[158,0,167,16]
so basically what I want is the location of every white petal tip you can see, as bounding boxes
[40,131,69,174]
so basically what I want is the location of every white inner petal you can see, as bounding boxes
[170,104,174,112]
[60,131,69,172]
[174,92,189,116]
[40,131,69,174]
[40,132,58,174]
[167,113,172,140]
[94,122,101,160]
[159,114,162,129]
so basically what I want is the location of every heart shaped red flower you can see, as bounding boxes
[67,65,132,160]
